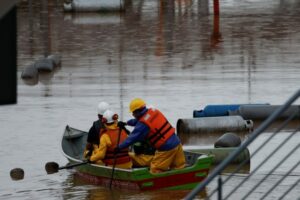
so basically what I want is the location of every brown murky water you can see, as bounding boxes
[0,0,299,199]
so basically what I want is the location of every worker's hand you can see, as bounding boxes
[117,121,127,128]
[84,150,92,158]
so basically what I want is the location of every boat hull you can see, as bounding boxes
[75,168,209,190]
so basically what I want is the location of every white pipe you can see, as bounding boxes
[177,116,253,135]
[64,0,124,12]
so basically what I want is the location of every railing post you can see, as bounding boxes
[218,175,222,200]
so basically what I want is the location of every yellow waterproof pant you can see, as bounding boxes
[129,152,154,167]
[150,144,186,173]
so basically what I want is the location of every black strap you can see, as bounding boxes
[151,125,173,146]
[105,149,128,159]
[148,121,169,141]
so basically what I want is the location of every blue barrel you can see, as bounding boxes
[193,105,242,118]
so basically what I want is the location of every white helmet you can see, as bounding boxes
[102,110,118,124]
[97,102,110,115]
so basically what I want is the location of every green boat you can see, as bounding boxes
[62,125,213,190]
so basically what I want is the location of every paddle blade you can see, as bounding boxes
[10,168,24,180]
[45,162,59,174]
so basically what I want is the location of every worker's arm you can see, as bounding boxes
[118,122,149,149]
[90,134,111,162]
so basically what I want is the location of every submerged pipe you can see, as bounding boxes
[229,105,300,120]
[21,64,38,79]
[35,57,54,72]
[64,0,124,12]
[47,54,61,68]
[214,132,241,148]
[34,55,61,72]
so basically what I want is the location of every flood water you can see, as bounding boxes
[1,0,300,199]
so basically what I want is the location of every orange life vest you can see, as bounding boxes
[139,108,175,149]
[103,128,131,165]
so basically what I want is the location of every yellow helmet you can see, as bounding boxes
[129,98,146,113]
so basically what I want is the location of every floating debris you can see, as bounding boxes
[10,168,24,180]
[45,162,59,174]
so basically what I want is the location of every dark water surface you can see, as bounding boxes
[1,0,300,199]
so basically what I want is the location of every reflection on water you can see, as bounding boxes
[62,173,208,200]
[58,164,249,200]
[16,0,300,110]
[64,13,122,25]
[221,164,250,174]
[1,0,299,199]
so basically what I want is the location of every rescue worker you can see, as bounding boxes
[84,101,109,159]
[89,110,132,169]
[115,98,186,173]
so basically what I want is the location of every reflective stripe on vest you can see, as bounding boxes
[103,128,131,165]
[139,108,175,149]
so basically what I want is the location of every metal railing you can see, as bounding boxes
[185,89,300,199]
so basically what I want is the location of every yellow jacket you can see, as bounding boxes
[90,122,132,169]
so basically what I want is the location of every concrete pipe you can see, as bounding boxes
[64,0,124,12]
[47,54,61,68]
[177,116,253,135]
[185,147,250,166]
[177,116,252,145]
[230,105,300,120]
[214,132,241,148]
[35,58,54,72]
[21,64,38,79]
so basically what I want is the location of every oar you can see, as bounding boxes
[45,161,89,174]
[109,126,122,189]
